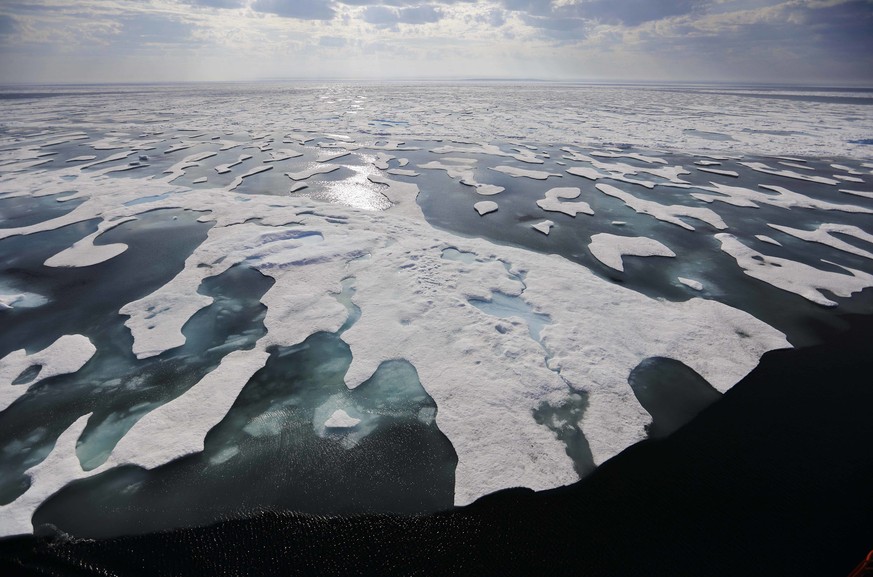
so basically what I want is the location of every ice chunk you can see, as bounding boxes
[324,409,361,429]
[589,150,668,165]
[532,220,554,235]
[491,165,561,180]
[678,277,703,291]
[285,164,340,181]
[755,234,782,246]
[588,233,676,272]
[596,183,727,231]
[214,154,252,174]
[227,164,273,191]
[474,201,498,216]
[536,187,593,217]
[1,335,96,412]
[716,233,873,307]
[696,167,739,177]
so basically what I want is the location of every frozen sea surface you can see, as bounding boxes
[0,82,872,538]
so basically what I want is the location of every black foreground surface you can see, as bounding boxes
[1,314,872,577]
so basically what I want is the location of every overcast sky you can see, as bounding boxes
[0,0,870,84]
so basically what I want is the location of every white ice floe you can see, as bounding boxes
[0,414,92,536]
[691,182,873,213]
[0,335,96,412]
[596,183,727,231]
[285,164,340,181]
[491,166,561,180]
[536,187,593,217]
[589,150,668,165]
[317,150,350,163]
[532,220,554,235]
[0,348,268,537]
[833,174,865,183]
[192,177,207,184]
[831,163,862,175]
[44,217,136,268]
[716,233,873,307]
[264,149,303,163]
[755,234,782,246]
[104,349,269,470]
[840,188,873,200]
[214,154,252,174]
[386,169,419,177]
[696,167,739,178]
[474,201,498,215]
[419,158,504,195]
[738,161,839,185]
[324,409,361,429]
[678,277,703,291]
[227,164,273,191]
[767,223,873,260]
[588,233,676,272]
[431,143,543,164]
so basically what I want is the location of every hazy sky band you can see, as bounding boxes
[0,0,871,84]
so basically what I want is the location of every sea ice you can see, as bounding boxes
[677,277,704,291]
[738,161,839,185]
[532,220,554,235]
[491,166,561,180]
[696,167,739,178]
[285,164,340,181]
[767,223,873,260]
[1,335,96,412]
[474,201,498,216]
[44,217,136,267]
[588,233,676,272]
[324,409,361,429]
[716,233,873,307]
[536,187,593,217]
[595,183,727,231]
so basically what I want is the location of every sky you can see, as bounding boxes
[0,0,871,84]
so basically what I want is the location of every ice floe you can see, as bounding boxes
[285,164,340,181]
[767,223,873,260]
[716,233,873,307]
[491,166,561,180]
[1,335,96,412]
[44,217,136,267]
[696,167,739,178]
[532,220,554,235]
[536,187,593,217]
[474,201,498,216]
[588,233,676,272]
[596,183,727,231]
[738,161,839,185]
[691,182,873,213]
[678,277,703,291]
[324,409,361,429]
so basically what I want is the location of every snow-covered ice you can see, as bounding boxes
[588,233,676,272]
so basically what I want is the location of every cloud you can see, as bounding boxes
[0,14,17,36]
[577,0,703,27]
[186,0,246,8]
[362,4,445,26]
[251,0,337,20]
